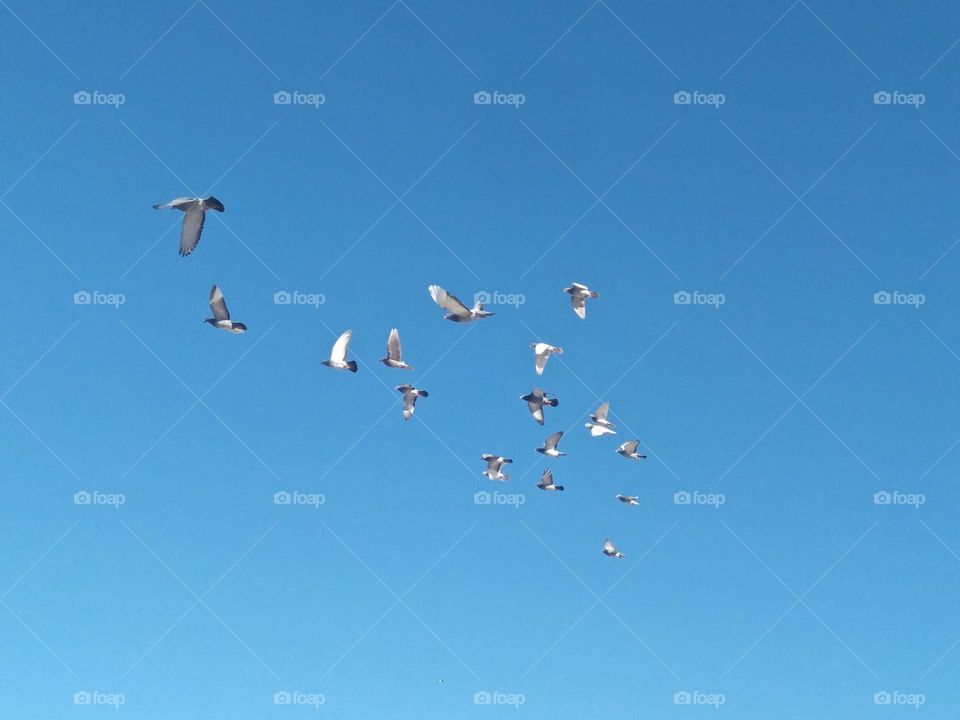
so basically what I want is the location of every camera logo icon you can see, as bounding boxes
[474,491,491,505]
[473,690,492,704]
[274,491,292,505]
[674,691,692,704]
[73,691,91,705]
[873,91,892,105]
[73,91,91,105]
[273,691,292,705]
[873,291,891,305]
[873,491,892,505]
[673,91,691,105]
[474,91,492,105]
[673,491,691,505]
[74,290,91,305]
[274,290,292,305]
[274,91,292,105]
[874,691,891,705]
[673,290,691,305]
[74,491,92,505]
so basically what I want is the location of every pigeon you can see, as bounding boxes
[536,469,564,491]
[602,538,625,558]
[536,431,566,457]
[616,439,647,460]
[482,454,512,481]
[520,388,559,425]
[591,402,614,428]
[428,284,494,323]
[531,342,563,375]
[152,196,225,257]
[396,384,428,420]
[616,494,639,506]
[380,328,413,370]
[564,282,599,319]
[585,422,617,437]
[204,284,246,333]
[321,329,358,372]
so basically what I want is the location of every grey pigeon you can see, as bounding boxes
[381,328,413,370]
[616,439,646,460]
[563,282,599,319]
[537,431,566,458]
[520,388,558,425]
[204,284,246,334]
[602,538,625,558]
[152,196,224,257]
[482,454,512,481]
[396,384,428,420]
[616,494,639,506]
[537,469,564,492]
[428,284,494,323]
[321,329,358,372]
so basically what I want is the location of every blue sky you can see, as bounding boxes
[2,0,960,716]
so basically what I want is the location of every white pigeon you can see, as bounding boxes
[531,342,563,375]
[616,439,647,460]
[616,494,639,506]
[152,196,225,257]
[380,328,413,370]
[536,469,564,492]
[585,422,617,437]
[428,284,494,323]
[564,282,599,319]
[204,284,246,334]
[602,538,625,558]
[519,388,558,425]
[536,431,566,457]
[482,454,512,481]
[396,384,428,420]
[591,402,614,428]
[321,329,358,372]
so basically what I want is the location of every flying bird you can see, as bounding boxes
[482,454,512,481]
[585,422,617,437]
[520,388,558,425]
[564,282,599,319]
[602,538,625,558]
[428,284,494,323]
[616,494,639,506]
[322,329,358,372]
[531,342,563,375]
[616,439,647,460]
[204,284,246,333]
[591,402,614,428]
[396,384,428,420]
[536,469,564,492]
[536,431,566,458]
[152,196,225,257]
[380,328,413,370]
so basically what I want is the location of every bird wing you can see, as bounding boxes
[570,294,587,319]
[544,431,563,450]
[179,205,206,257]
[401,390,416,419]
[330,330,353,363]
[539,469,553,486]
[486,456,502,472]
[594,402,610,422]
[569,282,589,293]
[528,401,544,425]
[534,345,550,375]
[622,440,639,453]
[429,285,471,317]
[603,539,616,553]
[208,284,230,321]
[387,328,402,361]
[589,424,607,437]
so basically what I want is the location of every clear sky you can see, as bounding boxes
[1,0,960,717]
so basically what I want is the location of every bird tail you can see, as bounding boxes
[346,360,358,373]
[590,291,599,298]
[545,398,559,407]
[205,196,225,212]
[418,390,429,397]
[556,485,565,491]
[500,473,510,481]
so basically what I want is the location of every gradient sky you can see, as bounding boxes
[2,0,960,717]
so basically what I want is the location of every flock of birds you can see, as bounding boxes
[154,195,643,559]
